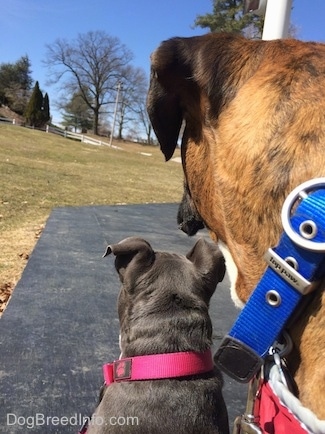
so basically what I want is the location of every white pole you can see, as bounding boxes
[262,0,292,40]
[109,82,121,147]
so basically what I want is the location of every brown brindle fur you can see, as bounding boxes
[147,33,325,418]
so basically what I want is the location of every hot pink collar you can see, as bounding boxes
[103,349,214,385]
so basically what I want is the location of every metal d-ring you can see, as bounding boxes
[281,178,325,252]
[268,330,293,358]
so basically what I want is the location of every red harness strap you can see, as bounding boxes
[255,381,309,434]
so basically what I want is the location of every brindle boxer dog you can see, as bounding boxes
[87,237,229,434]
[147,33,325,419]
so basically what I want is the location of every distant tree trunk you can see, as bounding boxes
[147,123,153,145]
[93,108,99,135]
[118,123,123,140]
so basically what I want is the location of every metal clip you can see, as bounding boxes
[232,373,263,434]
[268,331,293,359]
[232,416,262,434]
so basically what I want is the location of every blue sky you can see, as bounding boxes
[1,0,324,125]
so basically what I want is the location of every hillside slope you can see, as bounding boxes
[0,123,182,314]
[0,105,24,123]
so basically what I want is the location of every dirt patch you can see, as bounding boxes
[0,224,44,316]
[0,105,24,123]
[0,282,14,314]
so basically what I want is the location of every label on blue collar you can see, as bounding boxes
[264,249,312,294]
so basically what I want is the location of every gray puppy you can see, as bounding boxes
[86,237,229,434]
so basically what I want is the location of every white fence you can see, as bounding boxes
[45,125,113,147]
[0,116,117,148]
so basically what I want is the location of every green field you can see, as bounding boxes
[0,124,183,312]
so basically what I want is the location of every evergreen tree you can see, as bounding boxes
[43,93,50,125]
[61,91,93,132]
[0,55,33,114]
[194,0,264,37]
[24,81,49,128]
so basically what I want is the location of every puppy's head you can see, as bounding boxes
[104,237,225,356]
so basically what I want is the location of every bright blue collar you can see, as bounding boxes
[215,178,325,382]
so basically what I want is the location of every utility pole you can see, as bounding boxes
[244,0,292,40]
[109,81,122,147]
[262,0,292,40]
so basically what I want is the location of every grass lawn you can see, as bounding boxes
[0,124,183,314]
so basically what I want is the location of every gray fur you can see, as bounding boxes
[87,237,229,434]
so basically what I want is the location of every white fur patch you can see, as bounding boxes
[218,240,245,309]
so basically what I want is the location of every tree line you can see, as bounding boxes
[1,2,294,141]
[0,31,152,141]
[194,0,296,37]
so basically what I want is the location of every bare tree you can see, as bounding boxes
[114,66,148,140]
[44,30,133,135]
[131,74,154,144]
[130,85,154,144]
[138,102,154,145]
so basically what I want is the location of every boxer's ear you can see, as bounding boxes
[147,37,194,161]
[146,67,182,161]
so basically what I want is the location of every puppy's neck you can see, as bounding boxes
[119,315,213,358]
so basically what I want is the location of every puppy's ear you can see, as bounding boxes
[103,237,155,285]
[147,38,188,161]
[186,238,226,295]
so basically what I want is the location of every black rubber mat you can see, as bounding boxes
[0,204,247,433]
